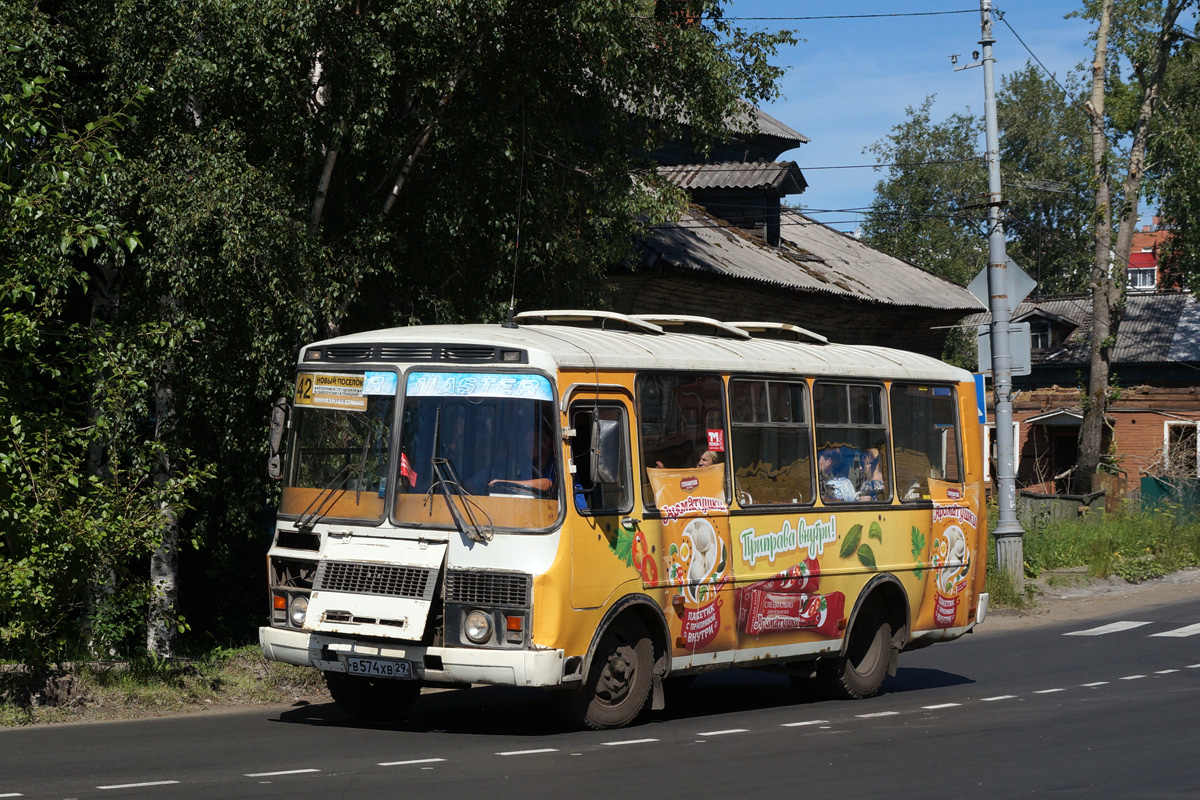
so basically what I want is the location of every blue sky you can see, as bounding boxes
[728,0,1096,232]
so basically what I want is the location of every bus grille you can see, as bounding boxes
[319,343,527,364]
[314,561,438,601]
[445,570,531,607]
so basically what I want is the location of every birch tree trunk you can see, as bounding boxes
[147,358,180,658]
[1077,0,1185,493]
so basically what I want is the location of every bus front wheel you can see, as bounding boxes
[818,608,891,700]
[559,619,653,730]
[324,672,421,723]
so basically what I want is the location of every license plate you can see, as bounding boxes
[344,656,413,680]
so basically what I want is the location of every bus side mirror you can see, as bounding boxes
[268,397,290,481]
[591,417,621,485]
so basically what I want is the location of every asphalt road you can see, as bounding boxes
[3,595,1199,799]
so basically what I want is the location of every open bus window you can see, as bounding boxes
[569,403,632,515]
[730,379,813,505]
[636,372,727,507]
[394,371,561,532]
[890,384,962,502]
[813,382,891,503]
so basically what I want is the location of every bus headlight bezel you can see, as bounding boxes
[289,595,309,628]
[463,609,494,644]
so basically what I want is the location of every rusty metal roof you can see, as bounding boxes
[659,161,806,193]
[641,207,983,312]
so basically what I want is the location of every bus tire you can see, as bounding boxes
[559,618,653,730]
[324,672,421,723]
[818,608,891,700]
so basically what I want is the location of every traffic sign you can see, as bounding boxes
[977,323,1031,376]
[968,259,1037,309]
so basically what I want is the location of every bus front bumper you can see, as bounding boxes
[259,626,566,688]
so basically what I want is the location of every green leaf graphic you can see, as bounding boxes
[868,521,883,542]
[614,526,635,566]
[857,544,877,570]
[840,524,863,558]
[911,526,927,580]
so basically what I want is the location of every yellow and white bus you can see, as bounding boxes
[260,311,988,729]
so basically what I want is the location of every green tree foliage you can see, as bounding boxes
[859,96,987,288]
[998,65,1095,295]
[2,0,794,662]
[861,66,1096,296]
[1150,40,1200,292]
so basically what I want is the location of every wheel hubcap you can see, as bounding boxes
[596,643,636,705]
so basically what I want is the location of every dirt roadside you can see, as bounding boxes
[982,567,1200,633]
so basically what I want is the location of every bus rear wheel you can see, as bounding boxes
[324,672,421,723]
[559,619,653,730]
[818,608,891,700]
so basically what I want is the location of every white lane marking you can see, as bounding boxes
[601,738,659,746]
[243,769,321,777]
[1189,664,1200,669]
[1034,688,1065,694]
[1064,621,1152,636]
[496,749,558,756]
[0,793,24,797]
[697,729,748,736]
[1150,623,1200,638]
[981,695,1016,701]
[379,758,446,767]
[781,719,830,727]
[856,711,899,718]
[97,781,181,790]
[1081,682,1110,687]
[1155,669,1180,674]
[1120,674,1146,681]
[922,703,961,710]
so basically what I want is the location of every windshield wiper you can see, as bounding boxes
[430,456,492,543]
[295,461,359,531]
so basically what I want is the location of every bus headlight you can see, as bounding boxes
[464,610,493,644]
[289,595,309,627]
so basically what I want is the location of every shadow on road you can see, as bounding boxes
[272,664,973,736]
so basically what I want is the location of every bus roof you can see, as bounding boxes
[301,313,972,384]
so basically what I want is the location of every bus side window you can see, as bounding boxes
[569,404,632,515]
[730,379,813,505]
[813,382,892,503]
[890,384,962,501]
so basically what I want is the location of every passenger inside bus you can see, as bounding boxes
[857,446,886,500]
[818,446,859,503]
[469,422,558,496]
[696,449,722,468]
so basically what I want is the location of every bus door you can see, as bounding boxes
[566,391,641,611]
[637,373,737,668]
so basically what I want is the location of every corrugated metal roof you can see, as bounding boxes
[642,207,983,312]
[305,321,970,383]
[659,161,805,192]
[964,291,1200,365]
[748,105,808,145]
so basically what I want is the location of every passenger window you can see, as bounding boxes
[890,384,962,502]
[813,382,891,503]
[568,403,632,515]
[730,379,813,505]
[637,373,727,508]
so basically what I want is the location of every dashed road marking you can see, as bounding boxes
[781,719,829,727]
[379,758,446,767]
[1064,621,1152,636]
[981,695,1016,702]
[497,749,558,756]
[97,781,180,790]
[1150,623,1200,638]
[922,703,961,710]
[1154,669,1179,675]
[1034,688,1065,694]
[243,769,320,777]
[0,793,24,797]
[601,739,659,746]
[856,711,899,718]
[697,729,748,736]
[1081,682,1110,687]
[1119,674,1146,681]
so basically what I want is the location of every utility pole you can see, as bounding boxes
[978,0,1025,591]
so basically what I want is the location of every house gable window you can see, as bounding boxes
[1128,266,1157,291]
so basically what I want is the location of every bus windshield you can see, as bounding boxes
[279,371,397,524]
[395,371,560,532]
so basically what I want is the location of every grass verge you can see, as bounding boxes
[0,646,327,727]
